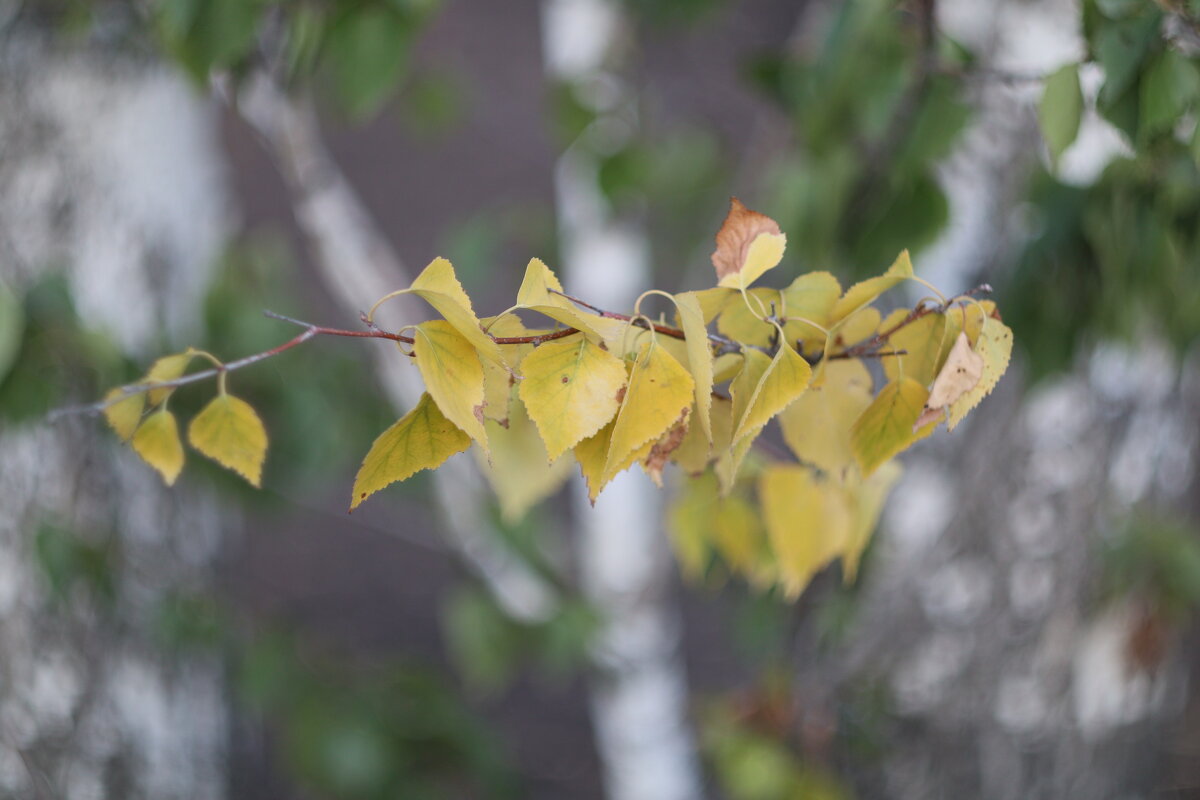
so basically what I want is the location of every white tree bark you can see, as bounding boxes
[229,73,559,624]
[0,26,230,800]
[541,3,703,799]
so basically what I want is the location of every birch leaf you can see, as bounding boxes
[515,258,621,345]
[673,291,714,443]
[476,401,574,523]
[413,319,489,455]
[641,413,689,487]
[187,394,269,486]
[104,389,144,441]
[830,250,913,321]
[145,353,193,405]
[832,307,882,350]
[716,288,778,349]
[482,359,514,427]
[406,257,505,366]
[733,339,812,445]
[779,359,872,476]
[712,198,787,289]
[0,278,22,384]
[841,462,902,582]
[781,270,841,353]
[946,319,1013,432]
[604,341,694,483]
[924,332,983,411]
[351,392,471,510]
[691,287,734,323]
[672,395,733,475]
[574,419,614,504]
[759,464,851,597]
[518,335,626,461]
[880,309,949,388]
[850,377,936,475]
[132,409,185,485]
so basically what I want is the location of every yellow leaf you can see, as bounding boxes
[103,389,144,441]
[517,336,627,462]
[187,393,269,486]
[691,287,734,323]
[672,291,715,443]
[841,462,901,582]
[778,359,873,477]
[604,341,694,483]
[712,352,742,383]
[946,319,1013,432]
[716,288,777,349]
[713,493,766,575]
[732,340,812,444]
[641,415,690,486]
[132,409,185,485]
[850,378,936,475]
[832,307,881,350]
[482,359,514,427]
[880,309,950,388]
[714,433,757,495]
[514,259,624,346]
[672,395,734,475]
[781,271,841,354]
[944,300,999,349]
[351,392,471,510]
[829,250,913,322]
[413,319,489,454]
[405,257,505,367]
[925,331,984,410]
[710,198,787,289]
[668,472,719,579]
[145,353,193,405]
[759,465,852,597]
[476,401,574,523]
[574,419,614,504]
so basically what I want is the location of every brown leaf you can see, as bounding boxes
[643,411,690,487]
[710,198,782,282]
[914,332,983,431]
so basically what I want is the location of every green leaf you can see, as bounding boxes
[517,335,626,462]
[187,393,269,487]
[132,409,186,485]
[0,278,22,385]
[1040,64,1084,163]
[325,5,412,120]
[1140,50,1200,141]
[351,392,471,509]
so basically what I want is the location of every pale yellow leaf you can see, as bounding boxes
[778,358,873,477]
[716,288,778,349]
[712,352,742,383]
[103,389,144,441]
[946,319,1013,432]
[691,287,734,323]
[759,464,852,597]
[482,359,514,427]
[832,307,881,350]
[518,335,626,461]
[673,291,715,443]
[574,419,614,504]
[850,377,937,475]
[604,341,694,483]
[841,462,901,582]
[413,319,489,454]
[925,331,983,410]
[880,309,950,388]
[668,472,719,579]
[672,395,733,475]
[132,409,185,485]
[475,400,574,523]
[514,258,622,346]
[712,493,766,575]
[406,257,505,366]
[351,392,471,509]
[780,270,841,354]
[187,394,268,486]
[145,353,193,405]
[829,250,913,322]
[732,340,812,444]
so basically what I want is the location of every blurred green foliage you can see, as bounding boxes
[1102,513,1200,619]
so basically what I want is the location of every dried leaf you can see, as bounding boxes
[187,394,269,486]
[132,409,185,485]
[711,198,787,289]
[351,392,471,509]
[918,331,984,429]
[642,412,689,486]
[945,319,1013,432]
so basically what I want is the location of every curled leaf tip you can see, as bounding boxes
[711,197,783,283]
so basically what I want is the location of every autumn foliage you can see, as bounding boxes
[95,200,1011,598]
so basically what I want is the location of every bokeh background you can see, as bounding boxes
[3,0,1200,798]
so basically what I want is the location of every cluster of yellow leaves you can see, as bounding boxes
[101,198,1012,602]
[105,350,268,487]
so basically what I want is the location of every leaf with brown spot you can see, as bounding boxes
[642,412,690,487]
[711,198,787,289]
[914,331,984,430]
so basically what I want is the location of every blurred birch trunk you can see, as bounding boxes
[800,2,1199,797]
[0,17,231,800]
[541,2,704,799]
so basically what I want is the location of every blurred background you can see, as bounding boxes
[3,0,1200,798]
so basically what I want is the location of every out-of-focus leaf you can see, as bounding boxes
[1040,64,1084,163]
[0,278,23,384]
